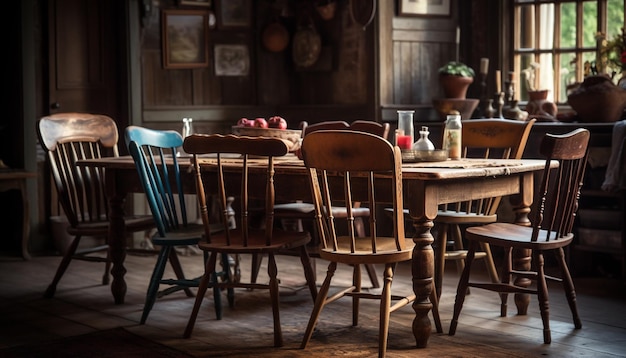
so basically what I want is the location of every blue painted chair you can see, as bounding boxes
[125,126,235,324]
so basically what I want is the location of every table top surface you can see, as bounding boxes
[79,154,549,181]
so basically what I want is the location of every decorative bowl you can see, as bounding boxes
[231,126,303,152]
[432,98,480,121]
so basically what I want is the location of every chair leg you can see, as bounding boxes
[451,224,466,275]
[434,223,448,299]
[449,240,477,336]
[352,264,362,326]
[44,235,82,298]
[555,247,582,329]
[299,246,318,302]
[533,250,552,344]
[167,248,194,297]
[300,261,337,349]
[365,264,380,288]
[141,245,170,324]
[479,242,500,284]
[250,253,263,286]
[429,284,443,333]
[378,264,393,358]
[501,247,513,317]
[267,253,283,347]
[184,252,218,338]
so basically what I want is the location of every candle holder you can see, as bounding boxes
[476,73,488,118]
[494,92,505,119]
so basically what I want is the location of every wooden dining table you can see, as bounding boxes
[79,154,550,349]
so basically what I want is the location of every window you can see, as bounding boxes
[512,0,625,104]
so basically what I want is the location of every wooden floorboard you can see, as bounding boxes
[1,251,625,357]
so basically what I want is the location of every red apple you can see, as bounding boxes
[268,116,287,130]
[237,117,253,127]
[253,117,268,128]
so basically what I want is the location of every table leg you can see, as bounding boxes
[410,218,435,348]
[108,191,128,304]
[510,172,534,315]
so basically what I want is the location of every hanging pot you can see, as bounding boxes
[292,22,321,68]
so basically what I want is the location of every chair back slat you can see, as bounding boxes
[125,126,186,238]
[183,134,289,247]
[302,130,406,255]
[531,128,590,242]
[442,118,536,216]
[37,113,118,228]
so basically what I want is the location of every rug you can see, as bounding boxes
[0,327,192,358]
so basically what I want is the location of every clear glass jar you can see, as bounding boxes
[443,111,462,159]
[396,110,415,150]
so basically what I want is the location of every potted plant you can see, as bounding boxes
[438,61,475,99]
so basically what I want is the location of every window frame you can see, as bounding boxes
[508,0,625,105]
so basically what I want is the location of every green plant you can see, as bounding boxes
[438,61,475,77]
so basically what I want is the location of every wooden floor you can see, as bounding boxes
[1,249,625,357]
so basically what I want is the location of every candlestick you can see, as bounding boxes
[480,58,489,75]
[495,70,501,94]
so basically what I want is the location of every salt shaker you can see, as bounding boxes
[412,126,435,151]
[443,111,462,159]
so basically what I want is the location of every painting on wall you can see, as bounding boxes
[216,0,251,28]
[214,44,250,76]
[162,9,209,69]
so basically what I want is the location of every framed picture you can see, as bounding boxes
[161,9,209,69]
[178,0,211,7]
[216,0,251,29]
[214,44,250,76]
[399,0,451,17]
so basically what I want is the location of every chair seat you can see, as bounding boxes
[198,228,311,253]
[435,211,497,224]
[466,222,574,250]
[68,215,154,236]
[151,223,205,246]
[274,202,370,218]
[319,236,414,265]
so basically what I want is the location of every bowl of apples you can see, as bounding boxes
[231,116,303,152]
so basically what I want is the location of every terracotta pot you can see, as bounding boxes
[567,75,626,123]
[439,75,473,99]
[432,98,479,120]
[527,90,548,101]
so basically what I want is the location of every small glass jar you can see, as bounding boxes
[396,110,415,150]
[443,111,462,160]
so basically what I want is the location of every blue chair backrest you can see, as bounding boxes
[125,126,186,237]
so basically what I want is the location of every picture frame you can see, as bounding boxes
[216,0,251,29]
[399,0,451,17]
[214,44,250,76]
[178,0,211,7]
[161,9,209,69]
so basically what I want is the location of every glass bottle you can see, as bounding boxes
[412,126,435,151]
[443,111,462,160]
[182,117,194,138]
[396,110,415,150]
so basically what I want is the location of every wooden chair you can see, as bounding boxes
[298,130,441,358]
[37,113,155,298]
[432,118,536,299]
[125,126,236,324]
[182,133,318,347]
[262,120,390,289]
[449,128,589,344]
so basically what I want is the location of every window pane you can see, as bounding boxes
[538,3,555,50]
[519,5,535,50]
[559,2,576,48]
[582,1,598,48]
[607,0,625,41]
[560,53,577,101]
